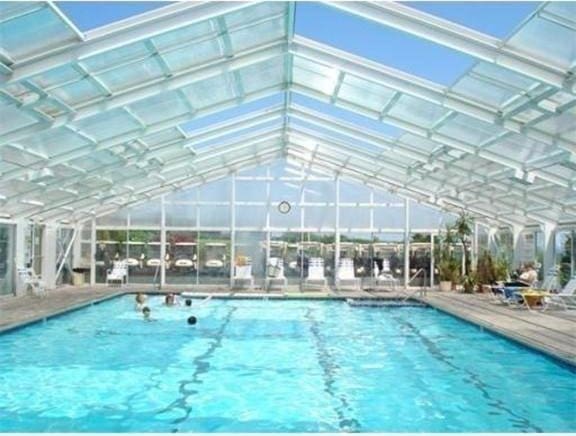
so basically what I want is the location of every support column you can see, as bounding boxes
[230,173,236,288]
[265,166,271,273]
[430,231,435,288]
[542,222,556,278]
[472,222,479,269]
[300,189,305,287]
[14,219,28,295]
[41,222,57,290]
[334,177,341,282]
[160,195,166,289]
[488,227,498,255]
[403,197,410,290]
[90,219,96,286]
[72,224,82,269]
[512,224,524,269]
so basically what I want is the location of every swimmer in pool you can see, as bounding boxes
[164,293,176,306]
[142,306,152,321]
[135,292,147,310]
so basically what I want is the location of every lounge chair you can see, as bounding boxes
[106,261,127,287]
[265,257,287,291]
[233,260,254,290]
[490,285,525,307]
[336,258,361,291]
[303,257,327,291]
[17,267,46,297]
[544,276,576,310]
[372,262,400,291]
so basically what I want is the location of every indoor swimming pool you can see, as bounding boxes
[0,296,574,432]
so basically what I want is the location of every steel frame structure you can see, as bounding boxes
[0,1,575,291]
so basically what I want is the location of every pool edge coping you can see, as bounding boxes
[0,291,125,335]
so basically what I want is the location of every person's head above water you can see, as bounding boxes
[187,316,197,325]
[185,299,192,307]
[142,306,151,319]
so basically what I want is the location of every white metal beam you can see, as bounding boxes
[0,40,287,146]
[325,1,573,92]
[291,36,576,154]
[3,2,256,84]
[0,86,284,183]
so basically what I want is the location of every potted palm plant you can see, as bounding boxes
[436,224,460,291]
[476,250,496,293]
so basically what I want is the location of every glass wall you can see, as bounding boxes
[166,231,198,285]
[556,230,575,287]
[198,232,230,285]
[0,224,14,295]
[87,161,466,289]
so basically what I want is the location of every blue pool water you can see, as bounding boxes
[0,296,574,432]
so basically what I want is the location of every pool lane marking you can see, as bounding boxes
[304,307,362,432]
[156,306,237,430]
[391,315,543,432]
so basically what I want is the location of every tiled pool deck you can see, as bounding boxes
[1,286,575,365]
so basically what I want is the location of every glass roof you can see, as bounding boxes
[0,1,574,228]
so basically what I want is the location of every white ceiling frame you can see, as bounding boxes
[287,131,566,225]
[291,37,576,155]
[287,104,569,200]
[0,85,285,183]
[326,1,573,93]
[286,148,524,228]
[17,129,286,218]
[51,148,285,223]
[9,105,285,197]
[2,2,258,84]
[292,84,572,190]
[4,136,197,203]
[0,40,287,146]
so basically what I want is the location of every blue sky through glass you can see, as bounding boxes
[57,2,168,31]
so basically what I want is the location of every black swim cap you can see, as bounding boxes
[187,316,197,325]
[185,299,192,306]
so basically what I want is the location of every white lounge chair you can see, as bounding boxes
[303,257,327,291]
[233,261,254,290]
[544,276,576,310]
[375,273,400,291]
[106,261,127,287]
[17,267,46,297]
[265,257,287,291]
[336,258,361,291]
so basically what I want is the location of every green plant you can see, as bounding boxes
[493,255,509,282]
[461,271,478,293]
[438,257,460,282]
[436,223,460,283]
[476,250,496,284]
[454,211,474,276]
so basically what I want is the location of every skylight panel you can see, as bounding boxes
[296,3,476,86]
[180,94,284,133]
[56,2,168,31]
[404,2,540,39]
[291,94,402,138]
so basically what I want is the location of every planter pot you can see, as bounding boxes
[439,281,452,292]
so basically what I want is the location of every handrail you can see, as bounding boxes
[401,268,427,302]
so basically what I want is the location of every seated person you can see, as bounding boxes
[518,263,538,286]
[503,263,538,288]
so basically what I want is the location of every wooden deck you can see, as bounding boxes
[418,292,576,366]
[1,286,574,365]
